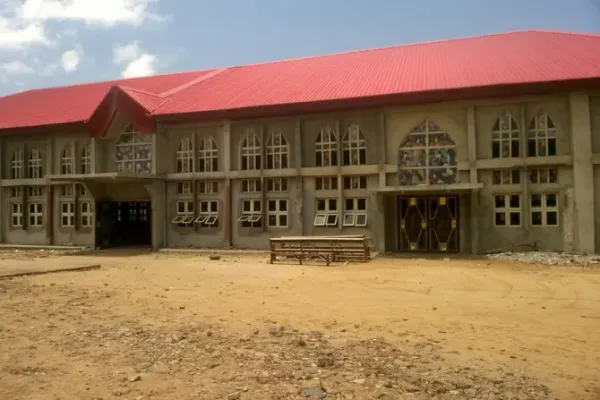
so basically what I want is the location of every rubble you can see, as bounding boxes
[488,251,600,266]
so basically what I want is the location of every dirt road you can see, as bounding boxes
[0,250,598,399]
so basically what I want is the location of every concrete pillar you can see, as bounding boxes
[146,181,166,250]
[293,119,305,235]
[569,92,595,253]
[222,122,232,247]
[0,138,3,243]
[466,106,479,254]
[374,111,386,252]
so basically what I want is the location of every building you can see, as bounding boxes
[0,30,599,254]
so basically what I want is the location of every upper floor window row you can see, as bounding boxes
[10,148,43,179]
[316,124,367,167]
[240,129,290,170]
[176,135,219,173]
[60,143,92,175]
[492,111,556,159]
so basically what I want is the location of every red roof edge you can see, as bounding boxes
[154,78,600,123]
[88,86,157,137]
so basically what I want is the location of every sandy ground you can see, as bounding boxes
[0,249,599,400]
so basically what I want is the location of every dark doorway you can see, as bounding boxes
[398,195,459,252]
[96,201,151,248]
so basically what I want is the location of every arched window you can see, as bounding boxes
[240,129,261,170]
[28,148,43,178]
[10,148,24,179]
[527,112,556,157]
[342,124,367,165]
[266,131,288,169]
[315,126,337,167]
[115,124,153,173]
[198,136,218,172]
[397,119,457,185]
[80,144,92,174]
[60,144,73,174]
[176,136,193,173]
[491,112,520,158]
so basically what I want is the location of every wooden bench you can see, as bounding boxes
[270,235,371,266]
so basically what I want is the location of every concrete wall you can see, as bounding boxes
[1,90,599,254]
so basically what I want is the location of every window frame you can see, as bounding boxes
[240,130,261,171]
[198,136,219,172]
[530,192,559,227]
[60,201,75,228]
[492,169,521,185]
[267,199,288,228]
[176,136,194,173]
[314,198,338,227]
[60,144,74,175]
[115,125,153,174]
[343,197,368,227]
[493,194,522,227]
[527,112,557,157]
[80,144,92,174]
[491,113,520,158]
[11,148,24,179]
[239,199,262,228]
[342,124,367,166]
[265,131,289,169]
[315,126,338,167]
[28,148,44,179]
[195,199,220,227]
[28,202,43,227]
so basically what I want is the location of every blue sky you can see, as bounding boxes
[0,0,599,96]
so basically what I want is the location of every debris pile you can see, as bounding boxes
[488,251,600,266]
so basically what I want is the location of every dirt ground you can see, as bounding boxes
[0,249,599,400]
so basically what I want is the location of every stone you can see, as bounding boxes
[352,378,366,384]
[317,356,334,368]
[209,254,221,261]
[128,374,142,382]
[227,392,241,400]
[303,387,325,398]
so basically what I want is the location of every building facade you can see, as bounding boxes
[1,90,599,254]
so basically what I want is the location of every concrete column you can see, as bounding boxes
[294,119,305,235]
[222,122,232,246]
[90,138,98,174]
[374,111,386,252]
[146,181,166,250]
[519,105,530,232]
[569,92,595,253]
[0,138,3,243]
[466,106,479,254]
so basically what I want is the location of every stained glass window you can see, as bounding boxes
[397,119,457,185]
[115,125,153,173]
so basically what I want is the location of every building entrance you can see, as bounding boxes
[96,201,152,248]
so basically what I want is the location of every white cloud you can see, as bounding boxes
[0,16,48,50]
[18,0,163,26]
[113,41,157,78]
[113,41,142,64]
[61,48,81,72]
[121,53,156,78]
[1,60,35,74]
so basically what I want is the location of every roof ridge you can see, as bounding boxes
[158,67,231,97]
[118,85,164,98]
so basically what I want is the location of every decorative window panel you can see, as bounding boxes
[493,194,521,227]
[240,130,261,170]
[528,168,558,184]
[342,125,367,166]
[527,112,557,157]
[530,193,559,226]
[492,169,520,185]
[398,119,457,185]
[315,126,338,167]
[491,113,520,158]
[198,136,218,172]
[115,125,153,173]
[266,132,289,169]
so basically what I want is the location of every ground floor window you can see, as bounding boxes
[10,203,23,227]
[314,198,338,227]
[493,194,521,227]
[343,198,368,227]
[60,201,75,227]
[196,200,219,227]
[267,199,288,227]
[28,203,43,227]
[238,199,262,228]
[80,201,93,227]
[530,193,558,226]
[172,200,194,227]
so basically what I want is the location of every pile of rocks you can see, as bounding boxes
[488,251,600,267]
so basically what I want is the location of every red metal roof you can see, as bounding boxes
[0,30,599,134]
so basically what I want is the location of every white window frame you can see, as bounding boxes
[240,130,261,170]
[266,131,289,169]
[493,194,522,227]
[267,199,288,228]
[528,168,558,184]
[314,198,338,227]
[172,200,194,225]
[530,193,559,227]
[115,125,153,173]
[28,148,43,178]
[343,175,367,190]
[10,203,23,227]
[238,199,262,227]
[316,176,338,190]
[11,148,24,179]
[242,179,261,193]
[60,144,74,175]
[266,178,287,192]
[60,201,75,227]
[176,136,194,173]
[315,126,337,167]
[195,199,219,226]
[342,125,367,166]
[527,112,556,157]
[343,197,368,227]
[198,136,218,172]
[80,144,92,174]
[492,169,520,185]
[491,113,520,158]
[28,203,43,227]
[80,201,93,228]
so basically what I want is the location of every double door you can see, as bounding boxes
[398,195,458,252]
